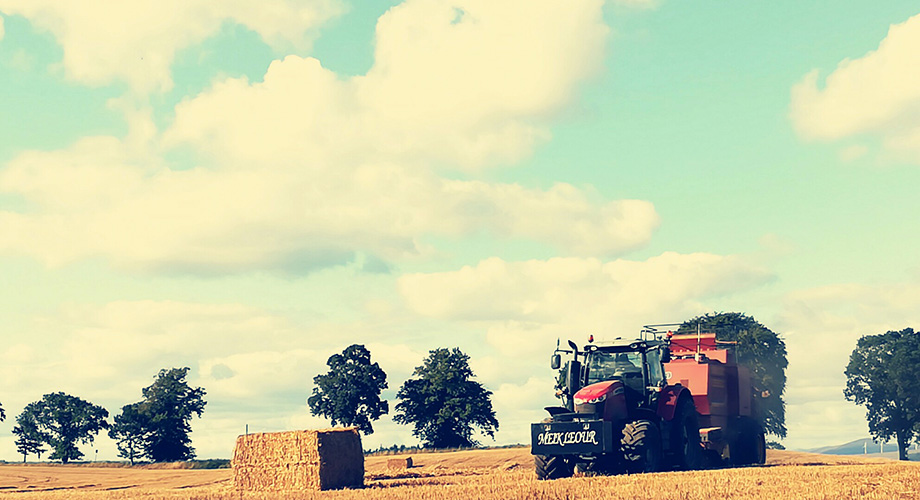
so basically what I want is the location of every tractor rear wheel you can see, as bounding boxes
[535,454,574,480]
[673,399,705,470]
[621,419,662,474]
[729,416,766,466]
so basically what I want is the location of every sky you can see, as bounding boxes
[1,0,919,461]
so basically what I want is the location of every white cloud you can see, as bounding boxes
[358,0,608,169]
[776,280,920,449]
[0,139,658,271]
[488,376,558,445]
[54,301,299,396]
[166,0,609,171]
[0,0,651,274]
[0,0,344,94]
[200,350,325,400]
[399,252,774,357]
[400,252,773,324]
[790,13,920,162]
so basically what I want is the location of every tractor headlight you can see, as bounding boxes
[574,394,607,405]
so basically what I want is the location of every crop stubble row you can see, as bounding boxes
[0,458,917,500]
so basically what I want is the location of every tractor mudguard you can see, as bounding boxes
[544,406,569,417]
[657,385,690,421]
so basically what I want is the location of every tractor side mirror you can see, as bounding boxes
[660,346,671,363]
[551,353,561,370]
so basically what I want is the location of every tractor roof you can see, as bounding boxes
[587,337,666,351]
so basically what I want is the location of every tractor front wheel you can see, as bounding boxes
[621,419,662,474]
[535,454,574,480]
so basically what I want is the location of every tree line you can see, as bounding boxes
[3,367,205,464]
[2,313,914,462]
[308,313,920,461]
[308,345,499,449]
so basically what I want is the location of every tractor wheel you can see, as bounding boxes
[535,454,574,480]
[729,417,766,466]
[753,428,766,465]
[621,419,662,474]
[673,398,705,470]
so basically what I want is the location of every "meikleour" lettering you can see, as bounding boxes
[536,430,599,447]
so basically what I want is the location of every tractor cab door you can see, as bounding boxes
[644,348,666,388]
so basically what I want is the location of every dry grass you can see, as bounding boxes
[1,449,917,500]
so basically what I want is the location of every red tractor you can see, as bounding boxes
[531,324,766,478]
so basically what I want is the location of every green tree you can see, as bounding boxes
[108,403,151,464]
[394,348,498,448]
[15,392,109,463]
[844,328,920,461]
[308,344,389,435]
[12,420,46,462]
[679,312,788,438]
[135,367,207,462]
[765,440,785,450]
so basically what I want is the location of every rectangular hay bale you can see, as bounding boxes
[387,457,413,469]
[232,428,363,491]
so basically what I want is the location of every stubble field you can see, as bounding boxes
[0,448,916,500]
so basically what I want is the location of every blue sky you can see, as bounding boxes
[2,0,920,460]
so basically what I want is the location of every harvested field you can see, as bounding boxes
[0,449,917,499]
[0,463,230,493]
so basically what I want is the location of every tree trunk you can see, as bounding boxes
[897,432,910,461]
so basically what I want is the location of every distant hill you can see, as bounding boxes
[807,438,894,455]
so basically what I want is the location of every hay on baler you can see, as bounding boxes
[233,428,363,491]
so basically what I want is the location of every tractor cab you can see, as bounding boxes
[584,343,665,410]
[552,336,670,414]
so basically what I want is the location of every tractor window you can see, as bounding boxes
[646,349,664,386]
[586,351,643,385]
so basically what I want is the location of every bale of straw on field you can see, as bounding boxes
[232,428,363,491]
[387,457,413,469]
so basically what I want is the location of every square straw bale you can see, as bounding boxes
[387,457,413,469]
[232,428,363,491]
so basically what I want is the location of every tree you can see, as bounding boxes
[108,403,151,465]
[136,367,207,462]
[308,344,389,435]
[15,392,109,463]
[844,328,920,461]
[394,348,498,448]
[12,420,46,462]
[766,440,785,450]
[679,312,788,438]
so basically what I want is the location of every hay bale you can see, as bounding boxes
[387,457,413,469]
[232,428,363,491]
